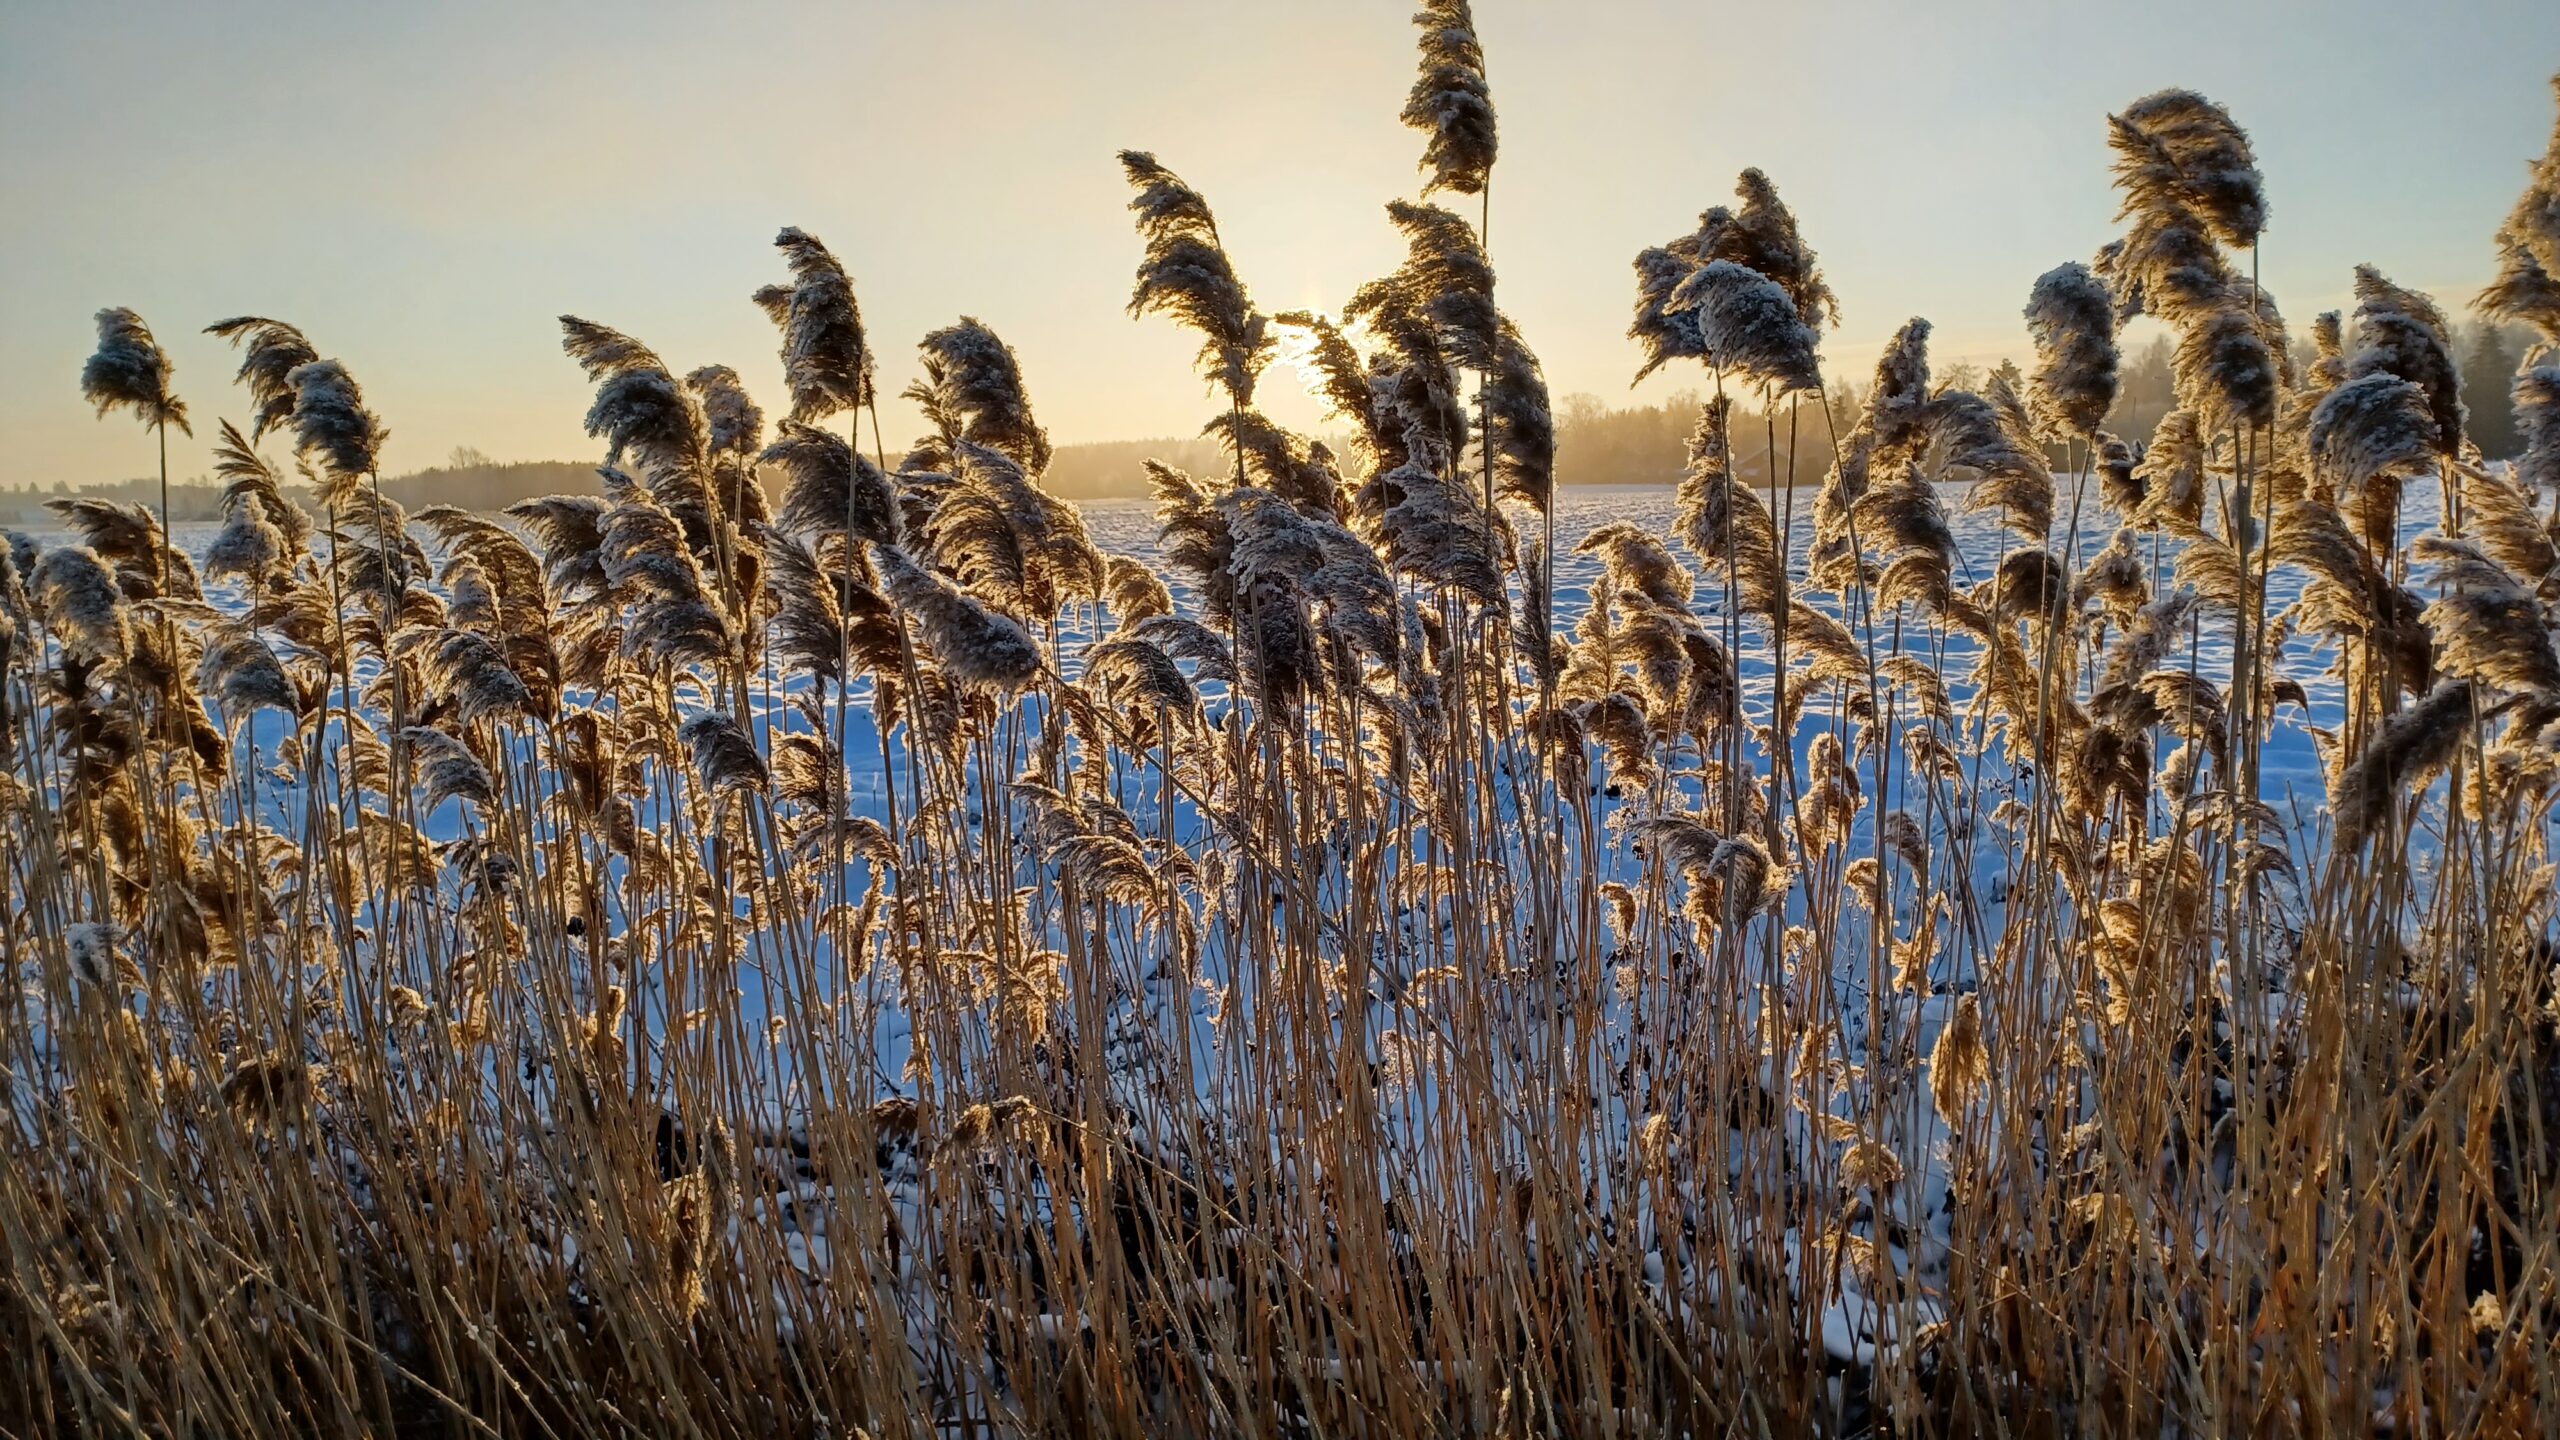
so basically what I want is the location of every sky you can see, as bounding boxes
[3,0,2556,489]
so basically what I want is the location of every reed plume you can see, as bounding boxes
[204,316,318,439]
[1865,317,1938,461]
[1083,636,1197,720]
[1362,200,1499,372]
[686,363,766,459]
[1198,409,1346,520]
[1636,815,1779,926]
[1928,993,1988,1125]
[1128,614,1237,685]
[2454,462,2557,581]
[1400,0,1496,198]
[2478,230,2560,349]
[200,489,284,591]
[2098,209,2231,328]
[2309,369,2440,509]
[2099,589,2200,696]
[907,318,1054,475]
[1666,260,1823,394]
[1119,151,1271,412]
[2024,262,2121,442]
[81,308,189,437]
[766,420,901,546]
[406,628,536,727]
[404,725,496,814]
[505,494,611,604]
[197,620,298,726]
[1483,326,1554,512]
[2514,363,2560,493]
[1372,441,1507,610]
[1273,310,1376,439]
[1147,459,1238,626]
[1718,169,1839,329]
[561,317,708,490]
[2110,88,2267,249]
[81,307,193,599]
[2133,409,2208,534]
[1942,376,2055,542]
[2479,74,2560,345]
[679,711,770,798]
[1102,555,1174,625]
[2333,678,2476,846]
[597,481,733,670]
[1630,238,1711,383]
[44,499,201,600]
[2172,294,2279,434]
[208,420,314,566]
[1673,396,1783,616]
[1577,523,1690,610]
[2345,265,2465,457]
[30,545,132,667]
[753,226,874,421]
[760,533,853,687]
[868,541,1041,692]
[2414,537,2560,695]
[283,358,387,497]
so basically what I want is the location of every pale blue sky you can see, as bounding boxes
[3,0,2554,487]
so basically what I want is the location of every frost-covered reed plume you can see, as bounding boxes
[1633,170,1834,385]
[2347,264,2466,459]
[1351,197,1558,590]
[1401,0,1496,199]
[80,307,189,438]
[2023,261,2121,444]
[1482,320,1554,513]
[2102,91,2278,431]
[204,316,318,439]
[2478,78,2560,513]
[1669,261,1824,396]
[80,308,191,588]
[281,354,409,634]
[2101,87,2287,814]
[282,358,387,506]
[754,226,875,423]
[200,422,304,591]
[1117,151,1272,431]
[2111,88,2267,249]
[866,539,1040,692]
[28,544,131,668]
[561,317,706,488]
[905,316,1054,476]
[2479,76,2560,350]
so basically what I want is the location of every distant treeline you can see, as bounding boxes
[1556,390,1840,489]
[380,458,605,511]
[0,454,601,527]
[1043,435,1257,497]
[10,326,2531,524]
[1086,391,1872,496]
[2106,318,2531,458]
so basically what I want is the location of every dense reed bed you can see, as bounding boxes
[6,12,2560,1434]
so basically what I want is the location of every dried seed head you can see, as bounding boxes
[81,307,189,436]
